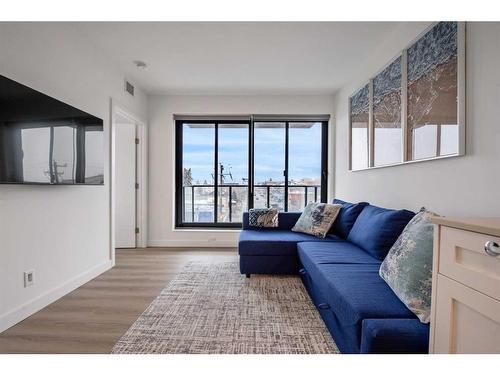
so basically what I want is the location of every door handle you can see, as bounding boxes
[484,241,500,257]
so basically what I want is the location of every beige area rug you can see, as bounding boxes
[111,262,339,354]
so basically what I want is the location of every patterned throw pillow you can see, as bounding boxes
[248,208,278,228]
[379,208,438,324]
[292,203,342,238]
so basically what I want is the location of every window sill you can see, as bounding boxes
[173,227,241,233]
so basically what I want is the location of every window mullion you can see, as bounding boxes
[284,122,289,212]
[321,121,329,203]
[214,123,219,224]
[248,117,254,210]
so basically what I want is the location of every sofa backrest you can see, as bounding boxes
[347,204,415,260]
[242,212,302,230]
[329,199,369,238]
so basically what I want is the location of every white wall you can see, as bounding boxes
[0,23,148,332]
[148,94,335,247]
[333,22,500,216]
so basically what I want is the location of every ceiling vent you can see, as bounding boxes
[125,80,135,97]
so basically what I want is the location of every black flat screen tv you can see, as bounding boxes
[0,74,104,185]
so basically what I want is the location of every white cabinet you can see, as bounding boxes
[430,218,500,354]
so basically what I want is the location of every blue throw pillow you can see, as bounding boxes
[347,204,415,260]
[329,199,369,238]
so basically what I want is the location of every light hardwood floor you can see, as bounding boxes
[0,248,238,354]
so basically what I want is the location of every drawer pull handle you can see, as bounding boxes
[318,303,330,310]
[298,268,306,275]
[484,241,500,257]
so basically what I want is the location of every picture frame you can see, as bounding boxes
[349,21,466,171]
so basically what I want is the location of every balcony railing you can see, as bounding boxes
[182,184,320,223]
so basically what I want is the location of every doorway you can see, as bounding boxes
[112,104,147,251]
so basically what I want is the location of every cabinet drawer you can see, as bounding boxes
[433,274,500,354]
[439,226,500,301]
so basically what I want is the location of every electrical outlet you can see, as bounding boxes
[24,270,34,287]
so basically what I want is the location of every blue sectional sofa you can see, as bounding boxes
[238,199,430,354]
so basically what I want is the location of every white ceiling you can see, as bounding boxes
[74,22,418,95]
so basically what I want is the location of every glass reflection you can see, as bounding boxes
[373,56,402,166]
[350,84,369,170]
[407,22,458,160]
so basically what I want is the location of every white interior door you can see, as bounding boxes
[115,121,137,248]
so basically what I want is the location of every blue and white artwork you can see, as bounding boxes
[373,56,402,105]
[407,22,458,161]
[373,56,402,166]
[408,22,458,85]
[350,84,369,170]
[349,21,462,169]
[350,84,369,117]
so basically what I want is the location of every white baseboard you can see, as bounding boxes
[0,260,113,333]
[148,239,238,248]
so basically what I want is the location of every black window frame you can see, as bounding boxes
[175,118,328,229]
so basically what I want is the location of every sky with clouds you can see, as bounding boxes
[183,123,322,185]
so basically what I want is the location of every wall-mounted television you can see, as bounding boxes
[0,74,104,185]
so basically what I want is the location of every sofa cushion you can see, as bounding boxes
[302,263,417,353]
[238,229,342,256]
[311,263,417,323]
[347,205,415,260]
[297,242,381,270]
[329,199,369,238]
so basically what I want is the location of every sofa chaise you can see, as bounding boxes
[238,199,430,354]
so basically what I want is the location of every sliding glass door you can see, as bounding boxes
[176,118,328,228]
[217,124,249,223]
[253,122,286,211]
[181,122,215,223]
[288,122,324,211]
[178,120,249,226]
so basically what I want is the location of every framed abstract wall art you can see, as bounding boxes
[349,22,465,171]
